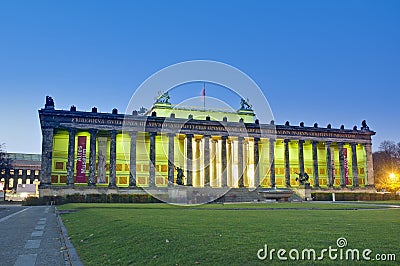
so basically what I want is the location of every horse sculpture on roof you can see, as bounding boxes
[240,98,252,110]
[155,91,170,104]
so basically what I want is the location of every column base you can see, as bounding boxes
[38,183,52,188]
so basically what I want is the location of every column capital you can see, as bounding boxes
[68,128,77,134]
[128,131,137,137]
[88,128,98,135]
[237,136,244,141]
[363,142,372,147]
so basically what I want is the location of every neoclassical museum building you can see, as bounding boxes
[39,95,375,201]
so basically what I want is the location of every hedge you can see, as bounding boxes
[311,192,400,201]
[22,193,162,206]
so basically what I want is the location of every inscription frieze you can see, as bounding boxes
[51,115,373,140]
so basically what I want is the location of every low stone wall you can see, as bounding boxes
[40,187,150,197]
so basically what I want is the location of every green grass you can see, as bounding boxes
[59,202,400,265]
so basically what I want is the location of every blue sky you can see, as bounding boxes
[0,0,399,153]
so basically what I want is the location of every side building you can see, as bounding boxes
[0,153,41,190]
[38,96,375,200]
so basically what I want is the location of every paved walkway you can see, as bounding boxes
[0,205,68,266]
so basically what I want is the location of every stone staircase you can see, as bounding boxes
[219,188,261,202]
[216,187,305,203]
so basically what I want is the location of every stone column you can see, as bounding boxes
[203,135,210,186]
[167,133,174,187]
[326,142,333,187]
[338,143,346,187]
[88,129,97,186]
[312,141,319,187]
[284,139,290,187]
[149,132,157,187]
[221,136,228,187]
[243,139,248,187]
[254,137,260,187]
[186,134,193,186]
[40,127,54,186]
[211,139,217,187]
[194,138,201,187]
[129,132,137,187]
[351,143,359,187]
[227,139,233,187]
[364,143,374,186]
[269,138,276,188]
[109,130,117,188]
[238,137,244,187]
[66,128,76,186]
[298,140,305,176]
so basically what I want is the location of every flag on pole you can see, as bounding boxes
[201,82,206,109]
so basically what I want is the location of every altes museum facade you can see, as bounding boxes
[39,95,375,200]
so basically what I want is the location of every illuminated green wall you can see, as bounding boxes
[259,139,270,187]
[51,130,68,184]
[51,128,369,188]
[149,103,255,123]
[274,140,284,187]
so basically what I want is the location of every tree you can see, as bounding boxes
[0,143,12,191]
[373,140,400,192]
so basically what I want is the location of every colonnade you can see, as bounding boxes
[41,128,374,188]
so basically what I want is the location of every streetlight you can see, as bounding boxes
[389,173,396,180]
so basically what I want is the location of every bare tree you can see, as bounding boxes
[0,143,12,194]
[0,143,11,173]
[373,140,400,192]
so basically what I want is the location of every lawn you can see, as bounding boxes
[58,202,400,265]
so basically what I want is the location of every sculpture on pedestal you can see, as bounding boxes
[175,166,184,185]
[295,172,310,186]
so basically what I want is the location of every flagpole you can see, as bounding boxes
[203,82,206,111]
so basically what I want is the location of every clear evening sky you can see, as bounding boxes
[0,0,399,153]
